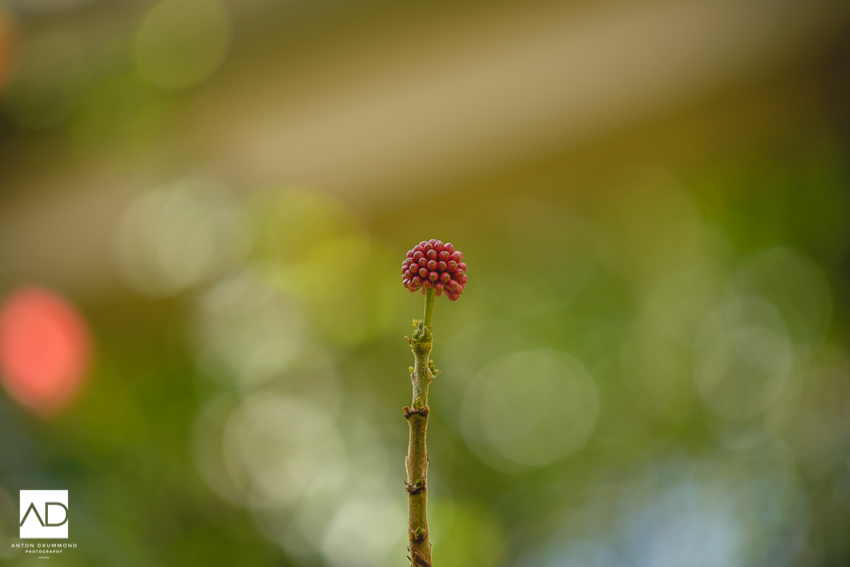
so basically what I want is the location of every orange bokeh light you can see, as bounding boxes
[0,287,90,416]
[0,12,13,92]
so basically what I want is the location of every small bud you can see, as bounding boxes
[434,240,444,251]
[458,262,467,271]
[428,271,439,281]
[404,270,414,279]
[448,279,459,290]
[423,242,433,252]
[434,282,445,292]
[427,260,437,271]
[449,252,462,263]
[426,249,437,261]
[438,251,450,262]
[454,269,465,278]
[447,260,458,272]
[458,274,468,284]
[446,290,459,301]
[418,267,428,278]
[440,272,451,283]
[413,251,424,261]
[412,275,423,286]
[423,279,433,289]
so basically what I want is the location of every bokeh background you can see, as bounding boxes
[1,0,850,565]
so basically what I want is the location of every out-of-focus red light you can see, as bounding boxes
[0,13,13,92]
[0,287,90,416]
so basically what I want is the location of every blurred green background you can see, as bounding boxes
[1,0,850,565]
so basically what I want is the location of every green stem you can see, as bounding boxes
[404,286,436,567]
[423,285,435,330]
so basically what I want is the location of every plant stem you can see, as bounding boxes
[422,284,435,330]
[405,286,436,567]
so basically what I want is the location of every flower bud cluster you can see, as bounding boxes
[401,240,468,301]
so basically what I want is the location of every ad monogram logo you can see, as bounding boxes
[20,491,69,539]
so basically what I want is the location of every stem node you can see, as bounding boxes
[409,548,432,567]
[403,405,430,419]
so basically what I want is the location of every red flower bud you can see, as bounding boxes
[402,241,468,299]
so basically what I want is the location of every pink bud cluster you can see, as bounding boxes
[401,240,468,301]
